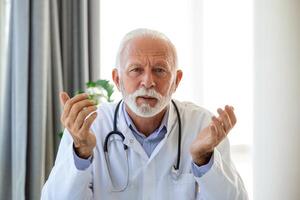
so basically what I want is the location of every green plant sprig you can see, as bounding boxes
[58,79,115,138]
[86,80,114,102]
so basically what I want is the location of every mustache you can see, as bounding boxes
[131,87,163,100]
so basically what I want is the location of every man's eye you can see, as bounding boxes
[154,68,166,73]
[130,68,142,73]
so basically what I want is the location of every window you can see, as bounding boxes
[202,1,253,197]
[100,0,253,198]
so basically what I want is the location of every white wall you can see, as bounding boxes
[254,0,300,199]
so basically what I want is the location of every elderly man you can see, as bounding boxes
[42,29,248,199]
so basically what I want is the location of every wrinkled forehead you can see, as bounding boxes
[120,37,174,66]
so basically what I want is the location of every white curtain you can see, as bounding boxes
[0,0,100,199]
[253,0,300,199]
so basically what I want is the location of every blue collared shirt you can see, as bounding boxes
[73,102,214,177]
[122,102,169,157]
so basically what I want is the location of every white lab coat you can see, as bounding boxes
[41,100,248,200]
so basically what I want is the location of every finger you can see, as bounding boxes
[60,92,71,125]
[74,105,97,131]
[225,105,237,126]
[68,99,96,124]
[217,108,232,133]
[62,93,90,121]
[60,92,70,106]
[212,116,226,140]
[81,112,98,132]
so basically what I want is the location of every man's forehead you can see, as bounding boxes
[130,49,168,56]
[128,50,170,59]
[124,50,172,66]
[124,37,171,57]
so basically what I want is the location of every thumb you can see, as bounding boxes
[60,91,70,106]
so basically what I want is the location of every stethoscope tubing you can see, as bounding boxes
[103,99,182,191]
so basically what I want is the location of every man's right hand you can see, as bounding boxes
[60,92,98,159]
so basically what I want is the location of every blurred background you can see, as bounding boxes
[0,0,299,200]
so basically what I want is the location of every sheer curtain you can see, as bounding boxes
[0,0,100,199]
[0,1,10,108]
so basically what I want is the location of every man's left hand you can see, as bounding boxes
[190,105,237,166]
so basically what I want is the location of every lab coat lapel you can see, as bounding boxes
[166,100,178,138]
[147,101,178,163]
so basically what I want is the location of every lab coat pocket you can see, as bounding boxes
[168,173,196,200]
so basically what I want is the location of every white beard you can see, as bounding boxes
[121,85,174,118]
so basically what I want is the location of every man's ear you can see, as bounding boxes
[112,68,121,91]
[174,69,183,89]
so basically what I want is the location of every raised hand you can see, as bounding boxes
[190,105,237,166]
[60,92,98,158]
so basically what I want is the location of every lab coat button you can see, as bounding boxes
[129,139,134,143]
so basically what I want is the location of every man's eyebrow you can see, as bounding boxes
[127,62,142,67]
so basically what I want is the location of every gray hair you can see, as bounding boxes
[115,28,178,72]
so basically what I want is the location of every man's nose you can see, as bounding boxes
[141,70,155,88]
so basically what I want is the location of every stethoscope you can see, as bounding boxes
[104,99,182,192]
